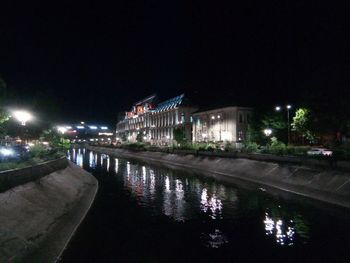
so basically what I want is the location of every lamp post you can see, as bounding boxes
[13,110,32,126]
[12,110,33,144]
[263,128,272,137]
[275,105,292,145]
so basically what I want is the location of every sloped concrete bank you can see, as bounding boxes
[0,160,98,263]
[88,145,350,209]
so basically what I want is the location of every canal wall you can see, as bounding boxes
[0,157,68,193]
[88,145,350,209]
[0,160,98,262]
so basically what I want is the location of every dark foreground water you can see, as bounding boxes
[61,148,350,262]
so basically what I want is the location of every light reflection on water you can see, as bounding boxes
[68,149,312,249]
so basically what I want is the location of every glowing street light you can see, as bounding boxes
[13,110,33,126]
[263,128,272,137]
[57,126,67,134]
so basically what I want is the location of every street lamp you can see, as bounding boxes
[275,105,292,145]
[13,110,33,126]
[57,126,67,134]
[263,128,272,137]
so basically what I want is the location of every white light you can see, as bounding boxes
[286,105,292,109]
[89,139,94,141]
[77,125,85,129]
[166,135,170,139]
[0,148,14,156]
[57,126,67,134]
[217,115,221,119]
[42,141,49,145]
[13,110,33,126]
[143,136,147,140]
[202,133,207,138]
[100,126,108,130]
[98,132,113,136]
[275,106,281,111]
[211,116,215,119]
[264,128,272,137]
[80,121,85,124]
[65,126,72,129]
[89,126,98,129]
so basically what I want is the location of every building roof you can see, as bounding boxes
[152,94,184,113]
[134,93,157,106]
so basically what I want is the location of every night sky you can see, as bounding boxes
[1,1,350,124]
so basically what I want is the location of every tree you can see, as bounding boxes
[136,132,143,143]
[291,108,314,143]
[173,127,186,145]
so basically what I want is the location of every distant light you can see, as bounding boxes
[202,133,207,138]
[264,128,272,137]
[89,126,98,130]
[108,138,111,141]
[275,106,281,111]
[286,105,292,109]
[77,126,85,129]
[100,126,108,130]
[13,110,33,126]
[42,142,49,145]
[211,116,215,119]
[89,139,94,142]
[80,121,85,124]
[166,135,170,139]
[98,132,113,136]
[0,148,14,156]
[57,126,67,134]
[65,126,72,129]
[143,136,147,140]
[217,115,221,119]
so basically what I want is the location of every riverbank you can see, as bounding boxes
[0,160,98,262]
[88,145,350,209]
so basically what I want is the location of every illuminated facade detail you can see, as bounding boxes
[116,94,197,145]
[192,106,253,143]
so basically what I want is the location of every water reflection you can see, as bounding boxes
[76,149,83,167]
[67,149,312,250]
[200,188,223,219]
[263,209,309,246]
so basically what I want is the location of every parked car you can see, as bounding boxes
[307,147,333,156]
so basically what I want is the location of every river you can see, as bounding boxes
[61,148,350,262]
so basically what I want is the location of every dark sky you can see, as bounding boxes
[1,1,350,124]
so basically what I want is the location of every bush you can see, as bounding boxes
[29,144,48,159]
[242,142,259,153]
[267,137,287,155]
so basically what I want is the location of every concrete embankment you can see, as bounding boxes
[88,145,350,209]
[0,160,98,262]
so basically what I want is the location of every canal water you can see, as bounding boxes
[61,148,350,262]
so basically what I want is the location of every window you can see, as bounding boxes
[181,113,185,123]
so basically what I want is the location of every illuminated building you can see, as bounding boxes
[116,94,197,145]
[192,106,253,143]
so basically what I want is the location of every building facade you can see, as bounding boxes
[116,94,197,145]
[192,106,253,143]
